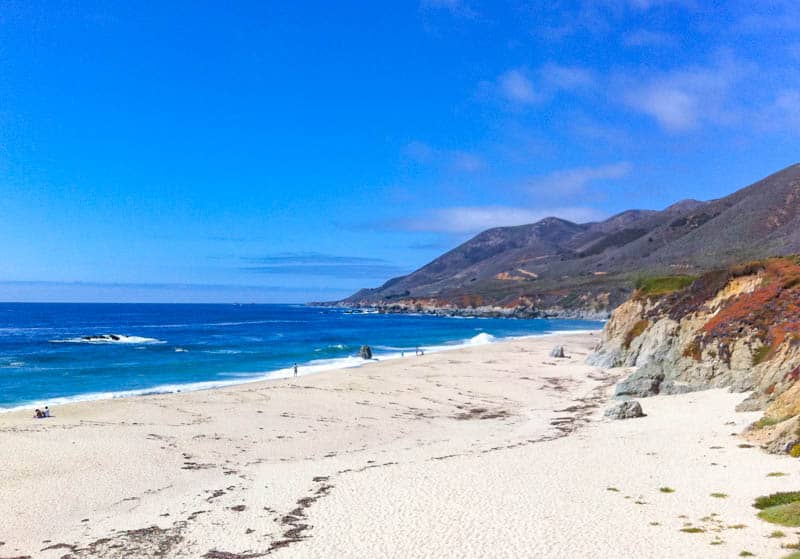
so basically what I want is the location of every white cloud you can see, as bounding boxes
[450,151,486,172]
[775,90,800,126]
[529,162,633,195]
[540,63,595,90]
[399,206,606,234]
[761,89,800,131]
[486,64,595,109]
[622,59,743,131]
[498,69,540,105]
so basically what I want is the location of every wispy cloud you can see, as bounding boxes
[0,280,321,292]
[497,69,540,105]
[482,64,596,109]
[396,205,606,234]
[240,252,406,278]
[760,89,800,131]
[540,63,596,90]
[528,162,632,196]
[621,57,744,131]
[242,252,387,265]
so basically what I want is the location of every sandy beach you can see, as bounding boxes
[1,331,797,558]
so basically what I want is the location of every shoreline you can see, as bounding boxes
[0,327,602,414]
[2,332,794,558]
[311,302,612,320]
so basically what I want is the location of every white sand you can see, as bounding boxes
[1,332,797,558]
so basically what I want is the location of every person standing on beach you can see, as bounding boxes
[293,363,298,377]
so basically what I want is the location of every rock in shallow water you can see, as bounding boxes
[604,400,645,420]
[360,345,373,360]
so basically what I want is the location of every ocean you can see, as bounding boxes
[0,303,603,411]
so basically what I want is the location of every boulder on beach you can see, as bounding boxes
[360,345,373,360]
[604,400,645,420]
[614,371,664,398]
[549,345,566,358]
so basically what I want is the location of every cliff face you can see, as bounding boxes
[589,257,800,453]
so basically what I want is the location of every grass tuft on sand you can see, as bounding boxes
[754,492,800,510]
[659,486,676,493]
[757,501,800,527]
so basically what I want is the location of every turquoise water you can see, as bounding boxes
[0,303,602,411]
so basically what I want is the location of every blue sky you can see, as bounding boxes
[1,1,799,302]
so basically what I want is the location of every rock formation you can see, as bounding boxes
[604,400,644,420]
[589,256,800,452]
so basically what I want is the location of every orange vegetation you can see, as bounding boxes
[696,258,800,363]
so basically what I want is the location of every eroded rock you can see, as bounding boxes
[604,400,645,420]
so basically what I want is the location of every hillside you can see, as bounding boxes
[339,163,800,316]
[588,256,800,454]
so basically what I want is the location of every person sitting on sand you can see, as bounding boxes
[43,406,51,417]
[34,408,43,419]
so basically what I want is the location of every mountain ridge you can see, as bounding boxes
[335,163,800,317]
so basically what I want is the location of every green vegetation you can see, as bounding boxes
[711,492,729,498]
[754,492,800,527]
[623,319,649,349]
[790,444,800,458]
[753,344,772,365]
[739,551,755,557]
[753,415,786,429]
[768,530,786,538]
[659,486,676,493]
[754,492,800,510]
[680,527,705,533]
[635,275,698,297]
[606,486,620,492]
[757,501,800,526]
[768,472,788,477]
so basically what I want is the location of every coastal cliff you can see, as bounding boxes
[589,257,800,453]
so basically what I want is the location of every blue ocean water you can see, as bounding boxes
[0,303,603,411]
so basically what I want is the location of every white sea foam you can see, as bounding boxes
[467,332,496,345]
[49,334,166,345]
[2,326,603,413]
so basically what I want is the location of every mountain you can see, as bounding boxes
[338,163,800,316]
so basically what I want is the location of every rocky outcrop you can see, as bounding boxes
[604,400,645,419]
[359,345,373,360]
[589,257,800,452]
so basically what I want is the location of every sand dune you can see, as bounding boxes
[1,332,796,558]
